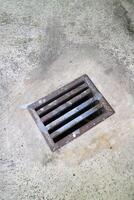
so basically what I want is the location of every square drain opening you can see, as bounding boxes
[28,74,114,151]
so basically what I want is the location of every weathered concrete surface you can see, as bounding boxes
[0,0,134,199]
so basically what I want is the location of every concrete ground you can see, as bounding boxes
[0,0,134,199]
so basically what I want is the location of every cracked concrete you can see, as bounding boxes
[0,0,134,199]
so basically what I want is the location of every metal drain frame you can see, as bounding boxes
[28,74,114,151]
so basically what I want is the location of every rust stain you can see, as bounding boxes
[79,134,118,161]
[59,133,119,165]
[24,77,32,85]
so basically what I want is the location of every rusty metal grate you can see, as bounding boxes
[28,74,114,151]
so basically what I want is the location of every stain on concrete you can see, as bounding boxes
[28,51,39,64]
[104,67,113,75]
[22,15,39,27]
[29,17,67,82]
[114,0,134,34]
[0,12,14,25]
[42,154,57,167]
[0,159,15,171]
[58,132,119,166]
[40,18,66,68]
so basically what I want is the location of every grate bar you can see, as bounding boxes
[46,97,98,131]
[41,89,92,124]
[34,77,85,110]
[37,83,88,117]
[51,104,103,139]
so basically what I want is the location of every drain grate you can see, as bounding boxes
[28,74,114,151]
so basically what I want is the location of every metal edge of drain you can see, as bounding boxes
[28,107,56,151]
[27,74,115,152]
